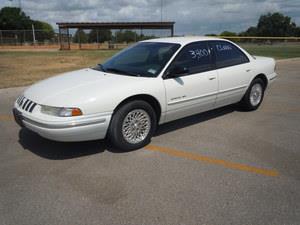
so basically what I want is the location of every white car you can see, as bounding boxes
[13,37,277,150]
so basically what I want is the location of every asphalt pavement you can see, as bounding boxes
[0,59,299,225]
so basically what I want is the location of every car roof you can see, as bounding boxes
[142,36,225,45]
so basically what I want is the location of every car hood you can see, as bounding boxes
[24,68,145,107]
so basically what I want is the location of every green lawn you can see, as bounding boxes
[0,44,299,88]
[241,44,300,59]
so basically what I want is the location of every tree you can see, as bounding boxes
[33,20,54,40]
[219,31,237,36]
[115,30,136,43]
[0,7,32,30]
[239,26,258,36]
[295,27,300,37]
[88,29,112,43]
[73,29,88,43]
[205,34,217,36]
[137,33,156,41]
[0,7,55,42]
[238,12,300,37]
[256,12,297,36]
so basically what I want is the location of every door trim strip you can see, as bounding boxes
[168,92,218,105]
[167,85,248,106]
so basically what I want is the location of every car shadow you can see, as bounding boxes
[155,104,236,136]
[19,128,107,160]
[18,104,238,160]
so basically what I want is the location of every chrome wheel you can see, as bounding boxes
[250,83,263,106]
[122,109,151,144]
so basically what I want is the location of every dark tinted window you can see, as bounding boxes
[167,41,213,76]
[209,41,249,68]
[98,42,180,77]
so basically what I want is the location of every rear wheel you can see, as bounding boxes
[240,78,265,111]
[107,100,157,150]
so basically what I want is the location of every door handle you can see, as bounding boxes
[209,77,216,80]
[246,69,251,72]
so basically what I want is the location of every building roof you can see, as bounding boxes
[56,22,175,29]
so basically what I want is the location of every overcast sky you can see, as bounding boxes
[1,0,300,34]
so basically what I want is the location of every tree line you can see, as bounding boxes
[1,7,299,44]
[209,12,300,37]
[72,29,156,43]
[0,7,54,42]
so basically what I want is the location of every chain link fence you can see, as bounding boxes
[0,29,299,51]
[0,28,173,50]
[0,29,59,46]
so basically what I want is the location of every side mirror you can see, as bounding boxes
[166,66,189,78]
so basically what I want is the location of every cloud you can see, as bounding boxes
[0,0,299,34]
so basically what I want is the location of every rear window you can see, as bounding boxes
[209,41,249,69]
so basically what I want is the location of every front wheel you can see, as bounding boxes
[107,100,157,151]
[239,78,265,111]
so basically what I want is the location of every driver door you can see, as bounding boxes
[163,41,218,122]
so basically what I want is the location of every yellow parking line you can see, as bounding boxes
[0,115,13,121]
[145,145,279,177]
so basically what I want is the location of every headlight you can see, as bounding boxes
[41,105,82,117]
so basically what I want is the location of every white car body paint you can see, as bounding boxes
[13,36,277,142]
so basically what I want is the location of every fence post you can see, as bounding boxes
[67,28,70,50]
[78,29,81,50]
[23,30,25,44]
[97,29,100,49]
[58,28,62,50]
[0,30,2,45]
[32,24,36,45]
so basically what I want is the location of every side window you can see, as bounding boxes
[167,41,212,76]
[210,41,249,69]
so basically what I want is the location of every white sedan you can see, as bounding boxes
[13,37,277,150]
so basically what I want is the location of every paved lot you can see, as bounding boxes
[0,59,300,225]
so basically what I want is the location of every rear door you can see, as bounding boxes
[163,41,218,122]
[208,41,253,107]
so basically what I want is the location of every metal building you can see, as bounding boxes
[56,22,175,50]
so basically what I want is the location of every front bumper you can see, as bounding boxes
[13,106,112,142]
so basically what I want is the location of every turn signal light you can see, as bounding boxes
[72,108,83,116]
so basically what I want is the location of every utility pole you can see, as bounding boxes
[8,0,22,11]
[8,0,12,7]
[160,0,163,22]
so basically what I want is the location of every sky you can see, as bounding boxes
[1,0,300,35]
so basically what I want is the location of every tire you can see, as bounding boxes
[107,100,157,151]
[239,78,265,111]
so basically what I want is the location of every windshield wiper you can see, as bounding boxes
[92,64,106,72]
[105,67,140,77]
[98,64,106,72]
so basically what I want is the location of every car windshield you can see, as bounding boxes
[93,42,181,77]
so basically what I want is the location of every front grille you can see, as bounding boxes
[16,95,37,113]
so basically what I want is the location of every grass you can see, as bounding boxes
[0,44,299,88]
[241,44,300,59]
[0,50,118,88]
